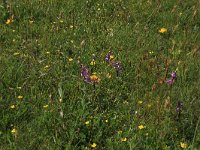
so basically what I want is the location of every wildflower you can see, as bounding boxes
[10,105,16,109]
[105,51,114,62]
[121,137,127,142]
[81,65,91,83]
[91,143,97,148]
[60,20,64,23]
[68,58,73,62]
[180,142,187,149]
[90,75,99,83]
[43,105,48,108]
[105,119,108,123]
[166,78,175,85]
[85,121,90,125]
[90,59,96,65]
[171,71,177,79]
[11,128,17,134]
[159,28,167,33]
[6,19,12,24]
[17,95,23,99]
[138,125,145,129]
[166,71,177,85]
[112,61,123,76]
[46,51,50,54]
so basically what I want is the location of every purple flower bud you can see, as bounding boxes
[171,71,177,79]
[105,53,110,62]
[166,79,175,85]
[112,61,123,76]
[166,71,177,85]
[81,65,91,83]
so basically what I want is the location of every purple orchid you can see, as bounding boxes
[81,65,91,83]
[166,71,177,85]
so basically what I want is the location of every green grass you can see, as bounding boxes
[0,0,200,149]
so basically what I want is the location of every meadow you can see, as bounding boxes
[0,0,200,149]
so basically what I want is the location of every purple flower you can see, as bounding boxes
[166,78,175,85]
[171,71,177,79]
[166,71,177,85]
[112,61,123,76]
[81,65,91,83]
[105,51,114,63]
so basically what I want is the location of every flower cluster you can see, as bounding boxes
[105,51,114,63]
[81,65,91,83]
[80,65,99,83]
[166,71,177,85]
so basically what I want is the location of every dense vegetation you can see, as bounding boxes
[0,0,200,149]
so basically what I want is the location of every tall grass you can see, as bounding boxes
[0,0,200,149]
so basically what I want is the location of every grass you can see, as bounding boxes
[0,0,200,149]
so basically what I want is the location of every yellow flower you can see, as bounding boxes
[121,137,127,142]
[46,51,50,54]
[105,119,108,123]
[180,142,187,149]
[6,19,12,24]
[11,128,17,134]
[159,28,167,33]
[91,143,97,148]
[138,101,143,104]
[90,75,100,82]
[10,105,16,109]
[90,59,96,65]
[43,105,48,108]
[60,20,64,23]
[68,58,73,62]
[85,121,90,125]
[138,125,145,129]
[17,95,23,99]
[110,55,114,60]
